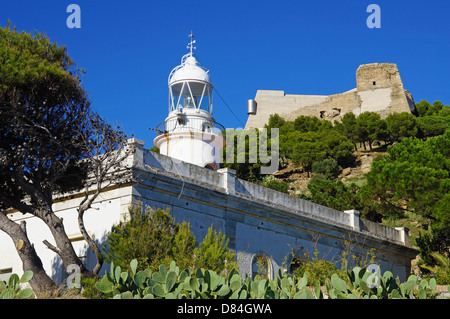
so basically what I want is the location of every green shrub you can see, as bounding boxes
[311,158,341,180]
[103,207,197,272]
[195,226,237,275]
[104,206,237,275]
[262,176,289,193]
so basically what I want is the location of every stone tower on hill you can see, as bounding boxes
[245,63,416,129]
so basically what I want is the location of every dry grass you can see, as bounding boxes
[32,286,83,299]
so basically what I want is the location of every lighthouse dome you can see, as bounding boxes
[168,54,211,89]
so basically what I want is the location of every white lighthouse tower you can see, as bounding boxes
[153,33,225,170]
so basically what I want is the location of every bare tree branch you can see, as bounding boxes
[42,239,60,255]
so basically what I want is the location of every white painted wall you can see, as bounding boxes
[0,187,131,284]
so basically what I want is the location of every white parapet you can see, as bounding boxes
[344,209,361,231]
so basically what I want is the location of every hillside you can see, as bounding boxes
[274,148,385,196]
[270,146,430,239]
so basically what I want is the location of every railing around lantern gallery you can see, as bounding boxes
[152,118,225,137]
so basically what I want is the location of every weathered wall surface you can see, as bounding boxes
[245,90,328,129]
[245,63,416,128]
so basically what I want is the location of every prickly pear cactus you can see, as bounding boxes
[95,259,447,299]
[0,271,34,299]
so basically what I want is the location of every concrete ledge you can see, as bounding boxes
[217,168,236,195]
[344,210,360,231]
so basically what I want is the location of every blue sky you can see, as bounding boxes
[2,0,449,147]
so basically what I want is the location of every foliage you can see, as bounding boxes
[266,114,354,172]
[259,105,450,281]
[326,267,444,299]
[287,129,353,175]
[0,23,88,199]
[289,250,338,286]
[104,206,237,275]
[0,271,34,299]
[95,259,448,299]
[0,22,73,90]
[354,112,387,150]
[385,112,418,142]
[365,132,450,274]
[304,177,382,222]
[221,128,266,181]
[416,115,450,138]
[0,23,129,291]
[338,112,359,151]
[262,175,289,193]
[195,226,237,275]
[415,100,450,117]
[81,277,104,299]
[104,207,196,272]
[95,258,318,299]
[306,178,360,211]
[365,131,450,230]
[419,252,450,285]
[311,158,341,180]
[289,240,376,287]
[415,228,450,275]
[149,145,160,153]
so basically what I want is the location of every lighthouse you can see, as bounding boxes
[153,33,225,170]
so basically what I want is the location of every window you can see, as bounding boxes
[0,268,13,282]
[372,81,376,86]
[319,111,326,119]
[202,122,211,133]
[204,163,216,170]
[332,108,341,116]
[288,257,305,275]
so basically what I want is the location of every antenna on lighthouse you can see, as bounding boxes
[187,31,196,55]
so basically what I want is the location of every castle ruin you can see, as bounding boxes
[245,63,417,129]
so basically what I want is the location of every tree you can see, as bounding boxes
[340,112,359,151]
[293,115,331,133]
[416,115,450,138]
[305,177,382,222]
[420,252,450,285]
[365,131,450,261]
[266,113,286,131]
[292,133,327,177]
[221,128,263,181]
[385,112,418,142]
[415,100,433,117]
[415,99,450,117]
[195,226,237,275]
[262,175,289,193]
[104,207,197,272]
[0,24,130,293]
[355,112,387,150]
[311,158,341,180]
